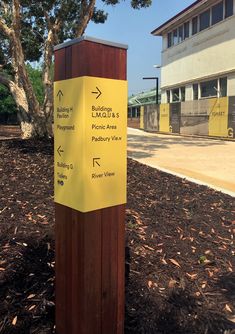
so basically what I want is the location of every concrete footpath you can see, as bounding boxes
[128,128,235,197]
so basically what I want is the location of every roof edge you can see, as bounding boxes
[54,35,128,51]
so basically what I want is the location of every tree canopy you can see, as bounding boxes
[0,0,152,138]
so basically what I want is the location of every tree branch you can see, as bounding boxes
[1,1,10,15]
[12,0,21,34]
[0,17,12,37]
[44,10,53,31]
[76,0,96,37]
[41,4,66,114]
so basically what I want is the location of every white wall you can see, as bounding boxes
[161,15,235,90]
[161,90,167,104]
[162,36,167,51]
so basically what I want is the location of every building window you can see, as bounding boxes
[178,25,183,43]
[166,90,170,103]
[225,0,233,18]
[173,29,178,45]
[192,16,198,35]
[172,88,180,102]
[199,9,210,31]
[200,79,218,98]
[219,77,227,97]
[184,22,189,39]
[212,1,223,24]
[193,84,198,100]
[180,87,185,101]
[166,0,234,49]
[167,32,172,48]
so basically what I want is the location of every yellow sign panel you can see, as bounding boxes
[140,106,144,129]
[159,103,170,132]
[54,76,127,212]
[209,97,228,137]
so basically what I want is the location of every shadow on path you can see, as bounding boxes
[128,134,227,159]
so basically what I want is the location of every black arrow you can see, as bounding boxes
[93,157,101,167]
[57,90,63,102]
[57,145,64,157]
[92,87,102,99]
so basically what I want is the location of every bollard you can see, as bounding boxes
[54,36,127,334]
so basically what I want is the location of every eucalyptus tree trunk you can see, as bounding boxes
[0,75,31,139]
[0,0,48,138]
[0,0,96,139]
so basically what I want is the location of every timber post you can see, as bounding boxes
[54,36,127,334]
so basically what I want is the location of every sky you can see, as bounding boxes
[86,0,195,96]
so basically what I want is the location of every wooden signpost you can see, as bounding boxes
[54,36,127,334]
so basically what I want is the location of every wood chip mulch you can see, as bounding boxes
[0,138,234,334]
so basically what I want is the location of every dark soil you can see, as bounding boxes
[0,138,234,334]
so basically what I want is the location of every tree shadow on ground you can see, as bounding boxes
[217,272,235,304]
[127,133,228,160]
[128,134,227,148]
[125,277,235,334]
[124,205,235,334]
[0,234,55,334]
[1,139,53,156]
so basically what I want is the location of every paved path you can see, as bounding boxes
[128,128,235,197]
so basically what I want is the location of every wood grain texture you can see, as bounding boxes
[55,39,126,334]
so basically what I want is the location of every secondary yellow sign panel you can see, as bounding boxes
[140,106,144,129]
[159,103,170,132]
[54,76,127,212]
[209,97,229,137]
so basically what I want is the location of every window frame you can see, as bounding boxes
[178,25,184,43]
[212,1,224,25]
[167,32,173,48]
[192,16,198,35]
[219,77,227,97]
[166,90,170,103]
[199,9,211,31]
[184,21,190,39]
[180,87,186,101]
[225,0,233,18]
[200,79,218,99]
[173,28,178,45]
[172,88,180,102]
[193,84,199,100]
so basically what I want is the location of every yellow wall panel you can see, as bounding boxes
[159,103,170,132]
[209,97,229,137]
[140,106,144,129]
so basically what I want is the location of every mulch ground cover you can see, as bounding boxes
[0,138,234,334]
